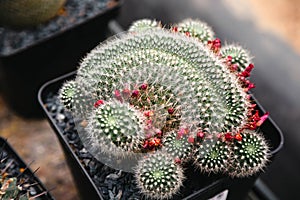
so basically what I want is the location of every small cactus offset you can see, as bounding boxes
[135,151,184,199]
[85,100,146,157]
[175,18,215,43]
[58,18,271,199]
[229,130,270,177]
[128,19,161,32]
[221,44,252,72]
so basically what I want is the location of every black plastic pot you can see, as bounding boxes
[0,0,122,118]
[38,71,284,200]
[0,137,55,200]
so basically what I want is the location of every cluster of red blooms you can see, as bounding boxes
[142,109,162,150]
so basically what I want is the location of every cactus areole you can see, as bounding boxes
[59,19,271,199]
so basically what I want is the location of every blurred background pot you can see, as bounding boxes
[0,0,122,118]
[0,0,67,28]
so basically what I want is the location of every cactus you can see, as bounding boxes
[194,139,232,174]
[128,19,161,32]
[58,18,271,199]
[175,18,215,43]
[162,130,194,162]
[229,130,270,177]
[85,100,146,157]
[135,151,184,200]
[0,157,47,200]
[221,44,252,72]
[0,0,66,28]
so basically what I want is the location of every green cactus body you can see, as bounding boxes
[0,0,66,28]
[58,18,271,199]
[135,152,184,200]
[221,45,252,72]
[194,140,231,174]
[162,131,193,162]
[128,19,161,32]
[176,18,215,43]
[59,80,96,118]
[229,130,269,177]
[76,29,250,135]
[85,100,146,157]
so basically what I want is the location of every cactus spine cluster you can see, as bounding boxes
[59,18,271,199]
[0,155,45,200]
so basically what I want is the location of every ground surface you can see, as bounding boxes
[0,0,299,199]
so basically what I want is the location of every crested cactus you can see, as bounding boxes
[0,0,66,28]
[58,18,271,199]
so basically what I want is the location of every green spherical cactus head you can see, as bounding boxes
[230,130,270,177]
[135,152,184,199]
[194,139,231,174]
[92,100,146,152]
[59,80,79,110]
[176,18,215,43]
[0,0,66,28]
[221,45,252,72]
[162,130,193,162]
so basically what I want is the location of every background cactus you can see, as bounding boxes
[0,0,66,28]
[58,18,271,199]
[0,153,47,200]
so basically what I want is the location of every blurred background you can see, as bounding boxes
[1,0,299,199]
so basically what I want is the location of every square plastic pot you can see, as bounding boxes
[38,71,284,200]
[0,137,55,200]
[0,0,122,118]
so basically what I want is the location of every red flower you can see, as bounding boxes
[168,107,175,114]
[94,99,104,108]
[225,132,233,141]
[140,83,148,90]
[234,133,243,141]
[131,90,139,98]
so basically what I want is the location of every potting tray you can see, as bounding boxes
[0,137,55,200]
[38,71,283,200]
